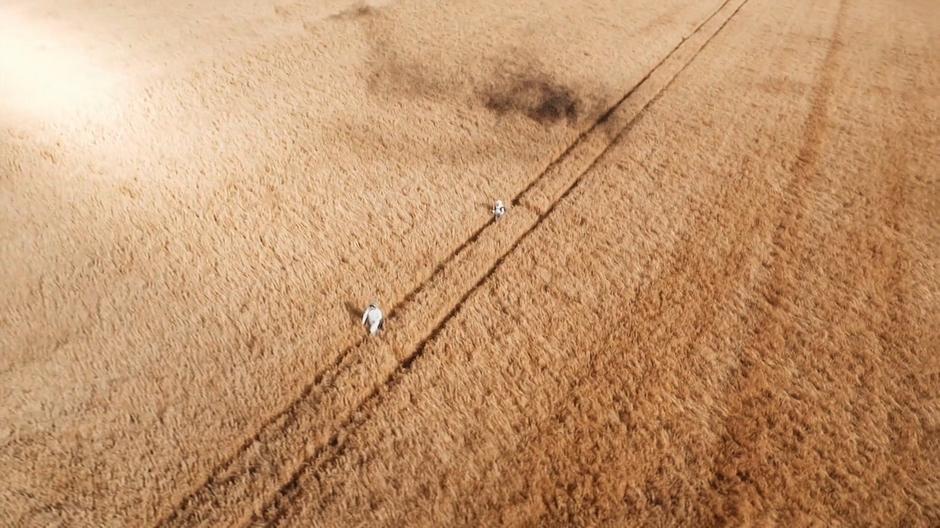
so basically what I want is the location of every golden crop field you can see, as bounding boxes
[1,0,937,525]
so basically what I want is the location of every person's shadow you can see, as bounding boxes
[345,302,362,324]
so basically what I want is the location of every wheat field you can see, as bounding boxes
[1,0,938,525]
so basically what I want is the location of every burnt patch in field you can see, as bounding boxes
[340,6,595,128]
[365,49,452,103]
[329,3,377,21]
[483,77,581,125]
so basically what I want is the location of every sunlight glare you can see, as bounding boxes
[0,10,120,121]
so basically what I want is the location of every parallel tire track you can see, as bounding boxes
[157,1,747,525]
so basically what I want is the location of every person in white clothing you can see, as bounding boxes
[492,200,507,220]
[362,303,384,336]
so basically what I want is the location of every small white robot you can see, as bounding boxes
[361,303,384,336]
[492,200,507,220]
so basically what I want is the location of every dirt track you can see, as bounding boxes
[1,0,938,526]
